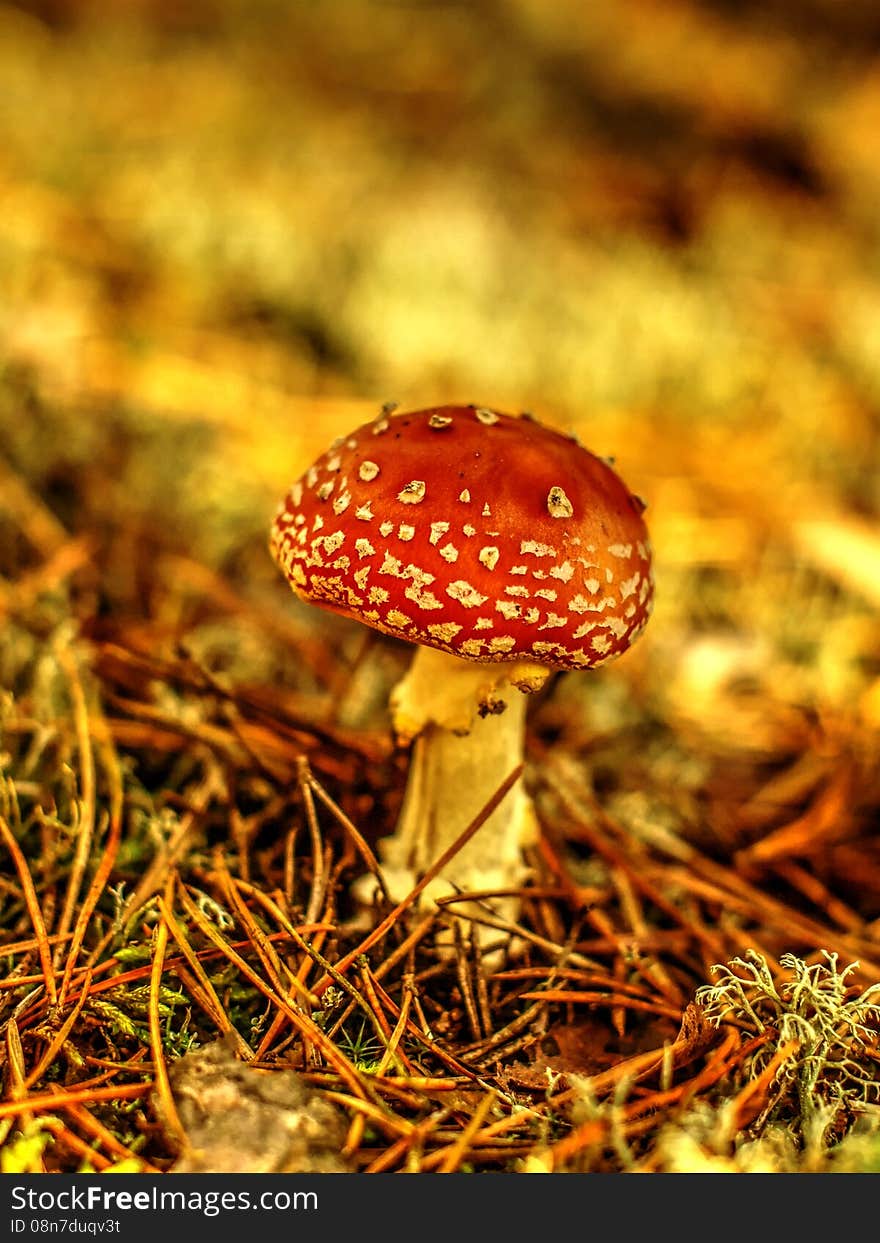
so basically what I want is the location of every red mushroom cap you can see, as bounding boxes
[270,405,654,670]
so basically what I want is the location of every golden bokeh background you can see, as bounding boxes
[2,0,878,724]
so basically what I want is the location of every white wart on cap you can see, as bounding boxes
[270,405,654,670]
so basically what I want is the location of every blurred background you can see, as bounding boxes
[1,0,879,896]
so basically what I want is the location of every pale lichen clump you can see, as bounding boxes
[696,950,880,1144]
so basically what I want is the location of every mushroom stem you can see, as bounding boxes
[364,645,546,930]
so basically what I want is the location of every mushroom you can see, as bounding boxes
[270,405,653,945]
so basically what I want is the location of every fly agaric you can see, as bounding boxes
[270,404,653,941]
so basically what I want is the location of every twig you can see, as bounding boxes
[0,813,57,1006]
[148,894,186,1151]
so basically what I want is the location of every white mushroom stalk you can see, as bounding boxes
[377,645,549,926]
[270,404,654,953]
